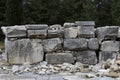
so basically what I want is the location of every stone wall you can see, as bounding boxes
[1,21,120,65]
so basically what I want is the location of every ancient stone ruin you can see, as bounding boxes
[1,21,120,65]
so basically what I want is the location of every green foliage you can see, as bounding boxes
[0,0,120,27]
[0,0,6,26]
[6,0,23,26]
[81,0,96,21]
[0,41,4,49]
[95,0,112,27]
[112,0,120,25]
[0,0,6,40]
[23,0,61,25]
[23,0,97,25]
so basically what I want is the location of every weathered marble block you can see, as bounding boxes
[77,26,95,38]
[76,50,97,65]
[63,22,75,28]
[5,39,44,64]
[118,27,120,38]
[46,53,74,64]
[88,38,99,50]
[101,41,119,51]
[43,38,62,52]
[25,24,48,30]
[96,26,119,42]
[1,26,27,38]
[63,38,87,50]
[27,30,47,39]
[47,30,63,38]
[50,24,63,30]
[64,27,78,39]
[99,51,119,62]
[75,21,95,26]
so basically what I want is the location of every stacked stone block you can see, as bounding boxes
[1,21,120,65]
[97,26,120,62]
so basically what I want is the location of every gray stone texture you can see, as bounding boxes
[64,27,78,39]
[43,38,62,52]
[1,26,27,38]
[47,30,63,38]
[96,26,119,42]
[5,39,44,64]
[101,41,119,51]
[46,53,74,64]
[88,38,99,50]
[63,38,87,51]
[99,51,119,62]
[76,50,97,65]
[89,77,115,80]
[50,24,63,30]
[25,24,48,30]
[27,30,47,39]
[63,22,75,28]
[75,21,95,26]
[77,26,95,38]
[118,27,120,38]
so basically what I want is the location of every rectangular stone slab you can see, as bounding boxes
[27,30,47,39]
[99,51,119,62]
[47,30,63,38]
[43,38,62,52]
[63,22,75,28]
[96,26,119,42]
[88,38,99,50]
[5,39,44,64]
[46,53,74,64]
[101,41,119,51]
[64,27,78,39]
[1,26,27,38]
[78,26,95,38]
[75,21,95,26]
[76,50,97,65]
[63,38,87,51]
[25,24,48,30]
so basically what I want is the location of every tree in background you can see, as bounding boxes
[1,0,120,26]
[58,0,97,25]
[59,0,77,22]
[23,0,61,25]
[81,0,96,21]
[112,0,120,25]
[95,0,112,27]
[0,0,6,26]
[6,0,23,26]
[0,0,6,40]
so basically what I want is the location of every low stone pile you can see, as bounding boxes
[1,21,120,66]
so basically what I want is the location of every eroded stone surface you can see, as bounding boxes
[50,24,63,30]
[63,38,87,51]
[5,39,44,64]
[88,38,99,50]
[78,26,95,38]
[46,53,74,64]
[96,26,119,42]
[64,27,78,39]
[43,38,62,52]
[25,24,48,30]
[75,21,95,26]
[99,51,119,62]
[27,30,47,39]
[1,26,27,38]
[63,22,75,28]
[101,41,119,51]
[76,50,97,65]
[48,30,63,38]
